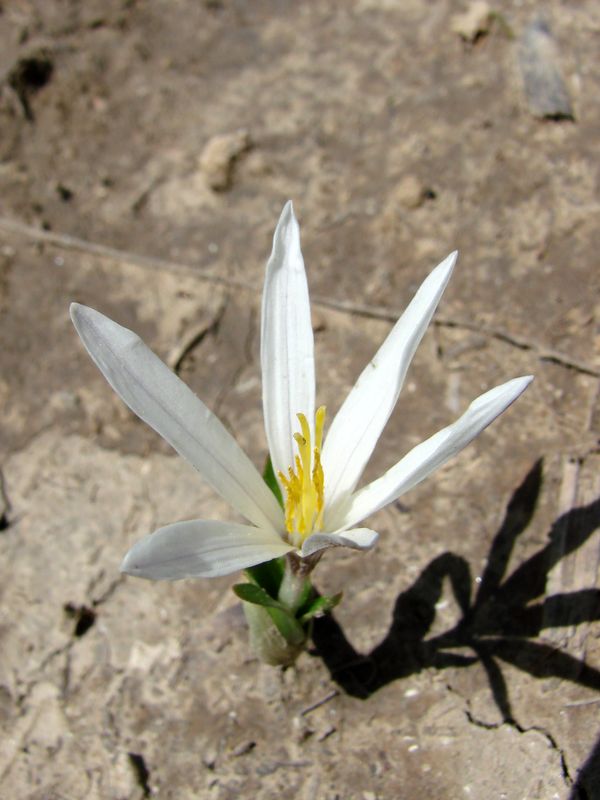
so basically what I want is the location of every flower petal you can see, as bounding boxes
[261,202,316,480]
[70,304,283,532]
[322,252,456,511]
[300,527,379,557]
[330,375,533,531]
[121,520,294,579]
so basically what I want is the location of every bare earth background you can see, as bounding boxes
[1,1,599,798]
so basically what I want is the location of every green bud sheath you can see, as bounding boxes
[243,601,308,666]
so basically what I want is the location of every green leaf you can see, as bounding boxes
[244,556,285,597]
[299,592,343,624]
[263,455,284,509]
[266,607,307,646]
[233,582,285,610]
[234,583,306,646]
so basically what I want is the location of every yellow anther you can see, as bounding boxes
[315,405,326,451]
[278,407,327,543]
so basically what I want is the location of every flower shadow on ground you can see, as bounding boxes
[312,460,600,794]
[572,737,600,799]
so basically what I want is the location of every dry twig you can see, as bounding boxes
[299,689,339,716]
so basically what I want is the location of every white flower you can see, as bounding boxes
[70,202,532,580]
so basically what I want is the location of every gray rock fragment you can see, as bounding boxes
[518,17,574,120]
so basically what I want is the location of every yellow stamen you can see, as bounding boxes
[278,406,326,544]
[315,405,326,451]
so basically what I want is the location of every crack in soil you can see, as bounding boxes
[457,697,574,788]
[464,709,573,785]
[17,572,125,708]
[0,468,11,530]
[128,752,152,797]
[3,218,597,378]
[444,681,574,789]
[214,302,257,420]
[169,300,227,374]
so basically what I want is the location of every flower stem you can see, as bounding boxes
[278,552,318,612]
[241,553,323,666]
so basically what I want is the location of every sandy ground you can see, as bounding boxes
[1,1,599,798]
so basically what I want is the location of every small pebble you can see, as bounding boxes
[518,17,574,120]
[317,724,337,742]
[202,747,217,769]
[391,175,430,210]
[199,129,251,191]
[232,740,256,757]
[451,1,492,42]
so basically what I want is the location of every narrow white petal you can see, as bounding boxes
[71,304,283,532]
[261,202,315,480]
[121,520,293,579]
[301,527,379,557]
[322,252,456,509]
[331,376,533,531]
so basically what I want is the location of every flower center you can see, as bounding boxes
[279,406,326,545]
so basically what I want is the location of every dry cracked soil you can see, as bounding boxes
[1,1,599,798]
